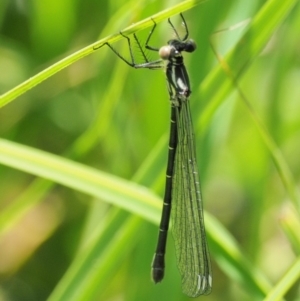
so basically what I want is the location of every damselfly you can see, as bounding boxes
[105,14,212,297]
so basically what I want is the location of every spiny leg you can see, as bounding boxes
[105,32,139,67]
[106,29,163,69]
[145,18,160,52]
[168,13,189,42]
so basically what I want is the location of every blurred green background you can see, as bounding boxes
[1,0,300,300]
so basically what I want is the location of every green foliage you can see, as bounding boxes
[1,0,300,300]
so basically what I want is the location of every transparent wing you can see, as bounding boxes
[171,98,212,297]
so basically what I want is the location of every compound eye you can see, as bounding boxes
[159,45,175,60]
[185,39,197,52]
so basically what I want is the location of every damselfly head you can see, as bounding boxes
[184,39,197,52]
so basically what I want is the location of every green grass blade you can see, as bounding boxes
[196,0,299,131]
[1,0,299,299]
[263,257,300,301]
[206,0,300,210]
[47,210,141,301]
[0,0,207,108]
[0,138,161,224]
[280,205,300,254]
